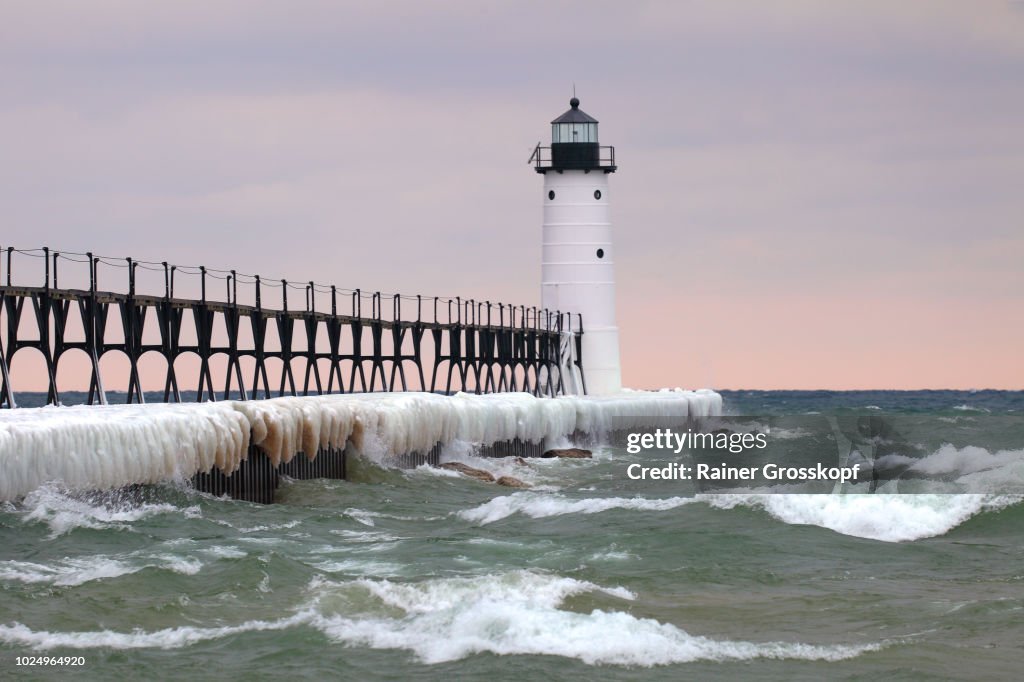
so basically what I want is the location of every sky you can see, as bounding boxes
[1,1,1022,390]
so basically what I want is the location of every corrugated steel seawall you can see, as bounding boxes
[191,438,549,503]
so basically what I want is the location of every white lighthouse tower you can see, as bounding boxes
[532,97,622,395]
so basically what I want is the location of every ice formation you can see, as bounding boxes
[0,389,722,501]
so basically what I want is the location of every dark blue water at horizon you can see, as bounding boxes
[9,388,1024,414]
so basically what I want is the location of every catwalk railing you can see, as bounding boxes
[0,247,586,408]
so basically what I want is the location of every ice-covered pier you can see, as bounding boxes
[0,390,722,503]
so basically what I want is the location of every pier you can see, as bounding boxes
[0,246,586,410]
[0,246,605,502]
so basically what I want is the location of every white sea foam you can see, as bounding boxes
[311,559,405,577]
[953,404,990,413]
[16,485,199,537]
[201,545,248,559]
[212,518,303,533]
[459,441,1024,541]
[864,444,1024,497]
[705,493,1019,543]
[0,390,721,501]
[0,552,202,587]
[889,444,1024,477]
[588,549,638,562]
[456,487,1019,542]
[150,555,203,575]
[458,493,699,525]
[353,570,635,611]
[0,557,137,586]
[769,426,811,441]
[328,529,403,544]
[0,570,879,665]
[0,613,311,650]
[413,464,464,478]
[311,571,877,666]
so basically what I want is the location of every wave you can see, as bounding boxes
[458,493,698,525]
[0,551,203,587]
[328,529,404,544]
[588,548,638,562]
[12,485,200,537]
[876,444,1024,493]
[704,494,1019,542]
[296,571,878,666]
[0,613,310,651]
[310,559,405,577]
[0,557,137,587]
[199,545,248,559]
[0,571,880,666]
[456,490,1021,542]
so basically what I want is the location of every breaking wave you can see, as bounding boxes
[458,493,698,525]
[13,485,200,537]
[0,571,880,666]
[457,490,1021,542]
[704,493,1020,542]
[0,554,201,587]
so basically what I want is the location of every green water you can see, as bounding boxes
[2,391,1023,680]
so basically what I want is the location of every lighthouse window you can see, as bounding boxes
[552,122,597,143]
[594,190,602,200]
[596,248,605,259]
[548,190,555,200]
[553,123,573,143]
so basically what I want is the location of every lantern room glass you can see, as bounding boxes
[552,122,598,144]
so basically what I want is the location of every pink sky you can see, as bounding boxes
[1,1,1022,390]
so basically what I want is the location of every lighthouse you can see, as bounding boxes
[532,97,622,395]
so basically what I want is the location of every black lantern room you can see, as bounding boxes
[531,97,617,173]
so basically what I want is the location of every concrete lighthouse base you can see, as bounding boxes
[579,327,622,395]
